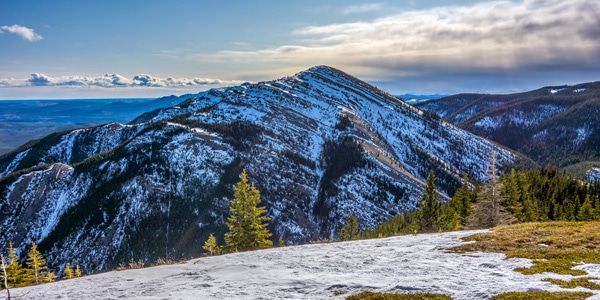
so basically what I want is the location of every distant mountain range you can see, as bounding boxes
[415,81,600,179]
[0,66,513,273]
[0,96,194,155]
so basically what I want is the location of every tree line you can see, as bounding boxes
[347,166,600,240]
[1,240,81,295]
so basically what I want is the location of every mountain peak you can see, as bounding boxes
[0,66,515,273]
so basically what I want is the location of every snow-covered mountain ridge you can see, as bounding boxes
[0,66,514,273]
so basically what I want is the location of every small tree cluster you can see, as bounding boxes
[359,170,472,239]
[339,215,359,241]
[0,240,76,292]
[500,168,600,222]
[62,263,81,279]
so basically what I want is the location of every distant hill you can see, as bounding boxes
[0,96,193,155]
[416,81,600,174]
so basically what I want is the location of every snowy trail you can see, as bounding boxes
[4,230,599,299]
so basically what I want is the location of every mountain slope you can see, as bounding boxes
[0,66,514,273]
[416,81,600,170]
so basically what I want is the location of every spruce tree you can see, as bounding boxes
[25,240,55,285]
[63,263,74,279]
[202,233,219,256]
[339,215,359,241]
[450,173,475,225]
[75,264,82,278]
[418,170,441,232]
[224,169,273,252]
[577,194,594,221]
[6,242,28,288]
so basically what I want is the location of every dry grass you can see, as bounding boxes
[451,221,600,276]
[346,292,452,300]
[543,277,600,290]
[491,291,593,300]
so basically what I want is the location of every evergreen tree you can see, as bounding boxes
[339,215,359,241]
[418,170,441,232]
[450,173,476,225]
[5,242,28,288]
[502,169,521,213]
[202,233,219,256]
[25,241,55,285]
[593,196,600,220]
[74,264,82,278]
[439,204,461,231]
[224,169,273,251]
[577,194,595,221]
[278,236,285,247]
[63,263,74,279]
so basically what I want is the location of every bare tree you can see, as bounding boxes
[1,254,11,300]
[466,148,516,229]
[487,149,498,225]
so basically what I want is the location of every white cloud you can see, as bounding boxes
[342,3,382,15]
[197,0,600,83]
[0,24,43,42]
[0,73,242,89]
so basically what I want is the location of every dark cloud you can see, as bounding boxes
[28,73,53,86]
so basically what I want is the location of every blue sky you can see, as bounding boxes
[1,0,599,99]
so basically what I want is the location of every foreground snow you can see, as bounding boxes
[4,230,600,299]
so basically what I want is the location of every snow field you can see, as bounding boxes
[4,230,599,300]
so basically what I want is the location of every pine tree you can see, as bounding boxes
[202,233,219,256]
[224,169,273,252]
[339,215,359,241]
[593,196,600,220]
[278,236,285,247]
[63,263,74,279]
[439,204,461,231]
[5,242,28,288]
[25,241,55,285]
[502,169,521,213]
[450,173,475,225]
[75,264,82,278]
[418,170,441,232]
[577,194,594,221]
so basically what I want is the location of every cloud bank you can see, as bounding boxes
[0,73,242,89]
[0,24,43,42]
[199,0,600,91]
[342,3,382,15]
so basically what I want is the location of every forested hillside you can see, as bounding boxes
[416,81,600,175]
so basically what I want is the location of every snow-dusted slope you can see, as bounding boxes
[3,230,599,300]
[417,81,600,171]
[0,66,514,273]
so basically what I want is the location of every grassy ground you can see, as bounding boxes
[345,222,600,299]
[346,292,452,299]
[451,221,600,276]
[490,291,594,300]
[345,291,593,299]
